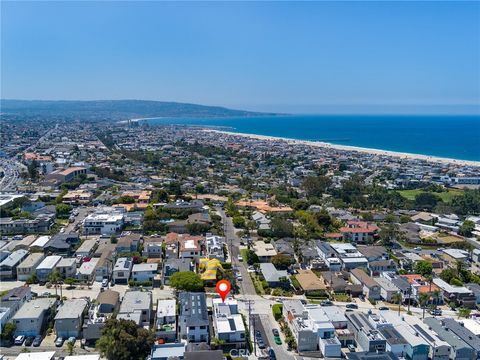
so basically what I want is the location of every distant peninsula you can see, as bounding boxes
[0,99,282,121]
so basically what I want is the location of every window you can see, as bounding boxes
[200,326,206,329]
[189,326,195,330]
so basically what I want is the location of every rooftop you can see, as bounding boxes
[55,298,88,319]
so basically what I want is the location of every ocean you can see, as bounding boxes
[144,115,480,161]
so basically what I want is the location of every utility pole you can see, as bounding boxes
[245,299,255,356]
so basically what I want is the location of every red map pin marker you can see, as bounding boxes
[216,280,231,302]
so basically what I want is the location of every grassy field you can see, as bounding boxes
[398,189,463,202]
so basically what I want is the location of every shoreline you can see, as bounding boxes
[205,129,480,167]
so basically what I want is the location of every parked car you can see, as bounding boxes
[24,336,35,346]
[68,337,76,345]
[321,300,333,306]
[379,306,389,311]
[14,335,25,346]
[268,348,277,360]
[346,303,358,309]
[55,337,65,347]
[430,309,442,316]
[102,279,109,288]
[257,338,266,349]
[348,344,356,352]
[32,335,43,347]
[237,254,243,262]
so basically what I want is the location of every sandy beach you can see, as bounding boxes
[205,129,480,167]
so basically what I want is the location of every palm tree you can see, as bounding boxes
[392,292,402,316]
[432,289,442,308]
[48,270,61,298]
[419,292,430,319]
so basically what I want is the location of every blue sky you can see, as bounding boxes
[1,1,479,114]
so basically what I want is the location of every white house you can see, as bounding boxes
[83,208,124,235]
[36,255,62,282]
[155,299,176,341]
[112,257,133,285]
[132,263,158,283]
[212,298,246,345]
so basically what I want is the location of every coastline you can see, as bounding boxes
[205,129,480,167]
[118,117,161,124]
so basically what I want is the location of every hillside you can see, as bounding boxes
[0,99,280,121]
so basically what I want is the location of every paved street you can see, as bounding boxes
[217,207,256,296]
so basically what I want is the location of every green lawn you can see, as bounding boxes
[398,189,463,202]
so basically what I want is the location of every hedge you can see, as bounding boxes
[272,304,283,321]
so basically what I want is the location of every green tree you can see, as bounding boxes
[415,192,440,211]
[1,322,16,341]
[458,307,471,319]
[458,220,475,237]
[271,254,293,270]
[232,216,246,228]
[271,217,294,238]
[25,273,38,285]
[418,292,430,319]
[96,318,154,360]
[170,271,204,292]
[414,260,433,277]
[55,203,72,218]
[244,249,260,265]
[67,341,75,356]
[48,269,62,298]
[392,292,402,316]
[64,278,76,287]
[302,176,332,198]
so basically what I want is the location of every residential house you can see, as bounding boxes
[143,237,163,259]
[295,269,327,295]
[340,220,379,243]
[116,233,141,254]
[83,208,124,235]
[132,263,158,283]
[259,263,289,288]
[16,253,45,281]
[433,278,476,308]
[252,241,277,262]
[423,318,474,360]
[12,298,55,336]
[345,312,386,353]
[56,257,76,279]
[205,235,225,261]
[76,258,100,284]
[55,298,89,338]
[163,258,192,285]
[155,299,177,342]
[82,290,120,344]
[112,257,133,285]
[368,260,397,277]
[0,286,32,315]
[0,249,28,279]
[178,292,209,343]
[350,268,381,300]
[118,290,152,326]
[75,239,98,258]
[36,255,62,283]
[179,236,202,259]
[273,239,295,257]
[212,298,246,347]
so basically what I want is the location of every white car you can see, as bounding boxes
[237,254,243,262]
